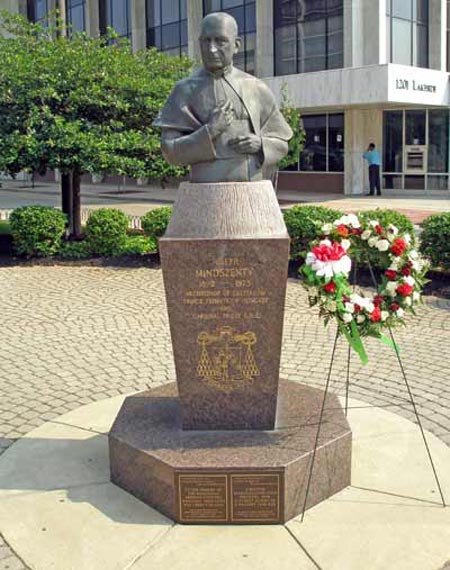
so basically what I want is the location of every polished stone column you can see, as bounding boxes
[131,0,146,52]
[256,0,274,78]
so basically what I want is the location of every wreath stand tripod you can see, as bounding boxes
[300,260,447,522]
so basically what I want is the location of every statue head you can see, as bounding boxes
[199,12,242,73]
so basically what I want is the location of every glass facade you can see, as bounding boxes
[67,0,86,33]
[203,0,256,74]
[101,0,131,38]
[282,113,344,173]
[274,0,344,76]
[386,0,429,67]
[27,0,48,23]
[383,110,450,191]
[147,0,188,56]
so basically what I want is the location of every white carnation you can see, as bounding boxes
[404,276,415,286]
[385,281,398,296]
[413,292,420,302]
[361,229,372,240]
[334,214,360,229]
[387,224,399,235]
[369,220,380,228]
[322,223,333,234]
[342,312,353,323]
[404,233,412,244]
[368,236,379,248]
[344,302,355,314]
[356,314,365,323]
[341,239,351,250]
[376,239,390,252]
[381,311,389,321]
[409,250,418,260]
[396,308,405,318]
[404,296,412,306]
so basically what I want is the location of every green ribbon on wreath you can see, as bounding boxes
[333,275,369,365]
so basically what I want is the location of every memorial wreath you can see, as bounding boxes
[302,213,430,364]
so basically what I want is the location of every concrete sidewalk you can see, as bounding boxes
[1,179,450,222]
[1,264,450,569]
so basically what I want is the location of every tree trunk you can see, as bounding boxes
[72,170,82,239]
[61,172,73,237]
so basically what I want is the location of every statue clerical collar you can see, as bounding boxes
[206,64,234,80]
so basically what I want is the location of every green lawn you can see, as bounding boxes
[0,220,11,234]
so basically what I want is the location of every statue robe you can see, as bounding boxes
[154,66,293,183]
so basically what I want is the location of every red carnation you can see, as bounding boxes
[312,242,346,262]
[385,269,397,280]
[375,225,383,235]
[336,224,349,238]
[373,295,385,306]
[350,228,363,236]
[370,306,382,322]
[390,303,400,311]
[397,283,413,296]
[323,282,337,293]
[401,267,411,276]
[391,238,407,256]
[354,304,362,312]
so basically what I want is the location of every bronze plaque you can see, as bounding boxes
[176,471,283,524]
[177,473,228,523]
[231,473,281,523]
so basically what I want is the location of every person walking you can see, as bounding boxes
[363,143,381,196]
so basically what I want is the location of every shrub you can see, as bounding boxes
[283,205,341,260]
[420,212,450,269]
[85,208,129,255]
[0,221,11,235]
[359,209,415,243]
[141,207,172,241]
[9,206,66,257]
[59,240,91,259]
[119,235,157,255]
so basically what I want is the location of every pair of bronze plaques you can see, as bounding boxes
[177,471,283,524]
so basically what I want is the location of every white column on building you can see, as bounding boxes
[85,0,100,36]
[188,0,202,63]
[131,0,146,52]
[256,0,273,77]
[429,0,447,71]
[345,109,383,195]
[344,0,386,67]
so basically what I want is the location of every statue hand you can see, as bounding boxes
[228,135,262,154]
[207,100,234,139]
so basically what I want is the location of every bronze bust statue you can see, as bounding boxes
[154,12,293,183]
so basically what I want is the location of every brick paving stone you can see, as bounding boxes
[0,264,450,569]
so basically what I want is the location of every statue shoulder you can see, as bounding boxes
[231,68,276,106]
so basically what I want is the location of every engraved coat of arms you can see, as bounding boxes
[196,326,259,392]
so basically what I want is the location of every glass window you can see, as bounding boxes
[405,110,425,145]
[300,115,327,172]
[67,0,86,33]
[106,0,131,38]
[392,0,412,19]
[428,109,449,173]
[274,0,343,76]
[203,0,256,74]
[34,0,48,22]
[392,18,412,65]
[383,111,403,172]
[387,0,429,67]
[427,175,448,190]
[328,114,344,171]
[147,0,187,56]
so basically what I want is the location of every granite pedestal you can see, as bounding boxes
[109,380,352,524]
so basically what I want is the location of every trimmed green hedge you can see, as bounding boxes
[141,207,172,241]
[283,205,341,260]
[420,212,450,269]
[9,206,66,257]
[85,208,129,255]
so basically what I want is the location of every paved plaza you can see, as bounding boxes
[0,261,450,568]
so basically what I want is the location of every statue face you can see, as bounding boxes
[199,18,241,72]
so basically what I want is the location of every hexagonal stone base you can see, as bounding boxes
[109,380,352,524]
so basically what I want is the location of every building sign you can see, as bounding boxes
[395,78,436,93]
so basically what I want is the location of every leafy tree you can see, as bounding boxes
[0,12,191,237]
[274,84,305,190]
